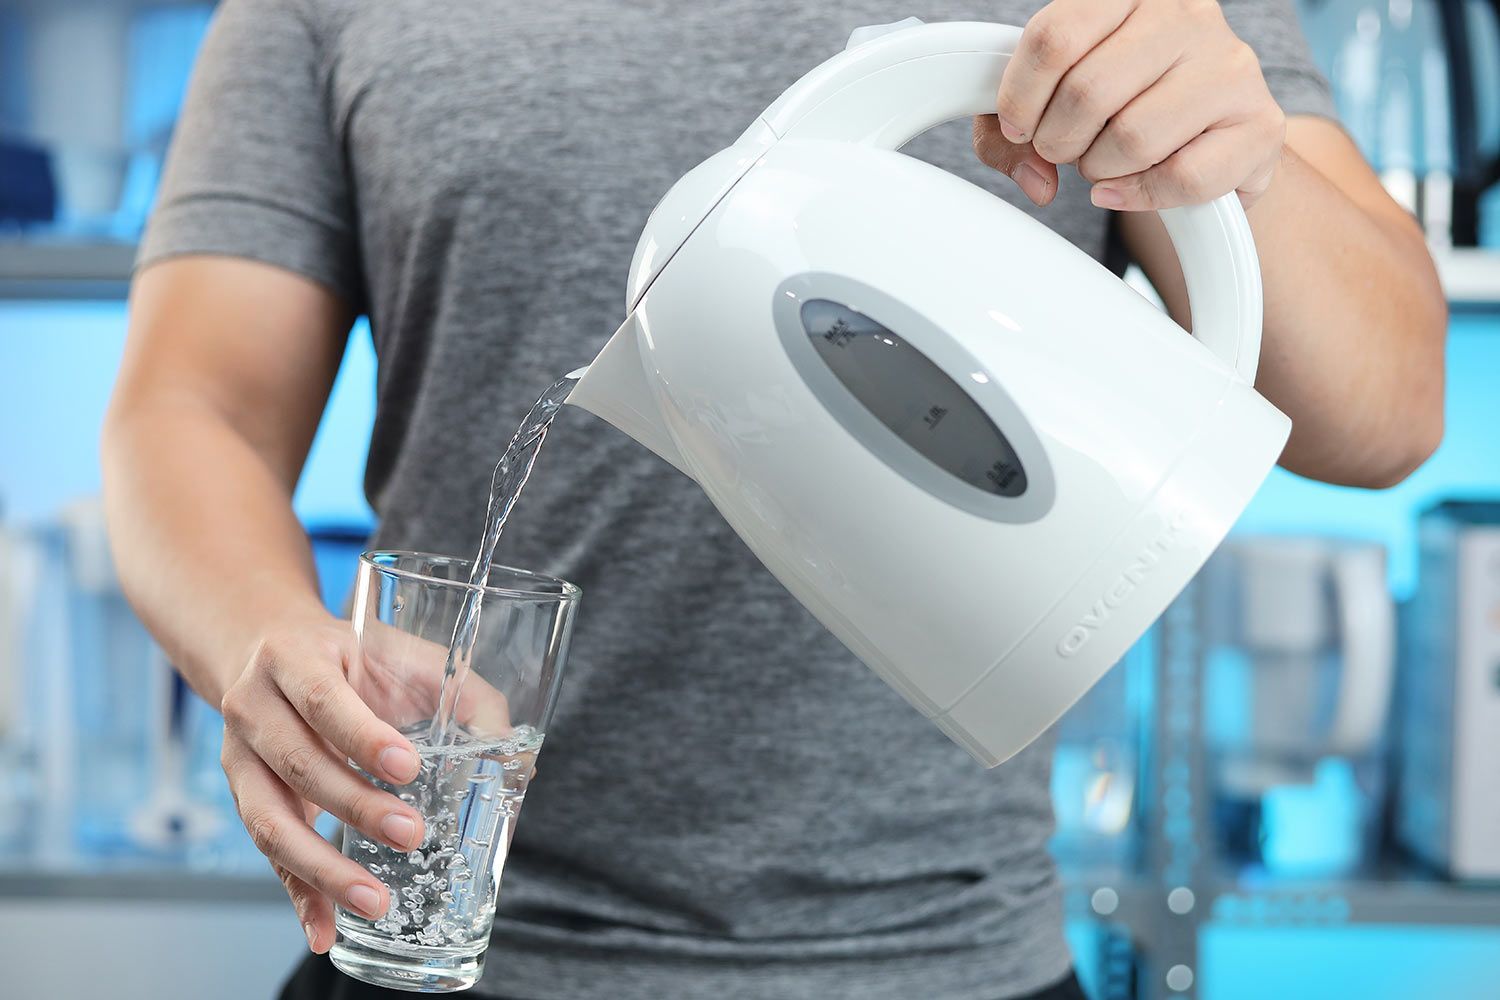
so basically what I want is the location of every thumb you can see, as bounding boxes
[972,115,1058,207]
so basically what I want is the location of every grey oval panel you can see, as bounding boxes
[800,299,1028,497]
[774,273,1054,524]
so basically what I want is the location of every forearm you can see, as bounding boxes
[102,395,331,707]
[1243,144,1446,486]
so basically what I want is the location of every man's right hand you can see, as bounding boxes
[219,615,426,954]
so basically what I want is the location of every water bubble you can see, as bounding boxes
[468,773,496,784]
[439,891,455,903]
[467,837,491,848]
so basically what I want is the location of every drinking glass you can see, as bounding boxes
[330,551,579,992]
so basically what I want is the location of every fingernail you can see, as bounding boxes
[1091,186,1126,209]
[1011,163,1051,206]
[303,922,319,952]
[999,117,1027,143]
[379,745,420,784]
[347,883,384,919]
[380,812,420,849]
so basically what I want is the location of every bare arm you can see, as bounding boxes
[1118,118,1446,488]
[104,257,423,952]
[105,256,347,697]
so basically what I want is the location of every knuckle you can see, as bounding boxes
[1263,105,1287,144]
[302,856,347,897]
[1031,132,1068,164]
[1169,157,1210,199]
[349,790,395,836]
[299,673,344,728]
[219,740,240,776]
[1187,0,1226,24]
[1229,41,1261,75]
[273,739,321,790]
[247,634,283,678]
[220,683,250,727]
[1025,16,1072,68]
[273,864,304,901]
[244,809,284,857]
[1057,72,1099,117]
[1110,114,1151,161]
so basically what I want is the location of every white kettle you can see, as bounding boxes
[568,20,1292,767]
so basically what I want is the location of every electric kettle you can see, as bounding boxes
[567,19,1292,766]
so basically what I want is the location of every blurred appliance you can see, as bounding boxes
[1397,501,1500,880]
[0,514,43,854]
[1298,0,1500,246]
[0,1,213,240]
[56,497,225,858]
[56,497,157,854]
[1203,537,1395,875]
[0,140,57,227]
[129,651,224,854]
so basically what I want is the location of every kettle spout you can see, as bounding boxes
[567,314,693,479]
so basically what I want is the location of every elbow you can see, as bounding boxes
[1373,292,1448,488]
[1352,309,1448,490]
[1358,405,1443,489]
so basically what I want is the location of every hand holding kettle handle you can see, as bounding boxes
[756,21,1265,384]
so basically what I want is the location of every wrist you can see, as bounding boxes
[214,598,340,708]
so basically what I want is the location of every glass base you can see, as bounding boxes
[330,924,486,993]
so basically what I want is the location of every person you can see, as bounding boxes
[102,1,1445,997]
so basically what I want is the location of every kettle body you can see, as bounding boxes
[568,21,1292,766]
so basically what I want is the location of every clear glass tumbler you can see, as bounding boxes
[330,551,580,992]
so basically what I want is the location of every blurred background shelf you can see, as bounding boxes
[0,240,136,299]
[6,242,1500,308]
[0,866,281,903]
[1209,864,1500,926]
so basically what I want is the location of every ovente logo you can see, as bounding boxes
[1055,510,1191,658]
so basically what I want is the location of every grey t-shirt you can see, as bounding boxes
[141,4,1332,998]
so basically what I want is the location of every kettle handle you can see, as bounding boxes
[757,21,1265,384]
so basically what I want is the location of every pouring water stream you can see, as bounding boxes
[425,367,588,747]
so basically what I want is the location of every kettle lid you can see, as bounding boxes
[626,119,777,312]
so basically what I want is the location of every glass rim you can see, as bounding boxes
[360,549,581,602]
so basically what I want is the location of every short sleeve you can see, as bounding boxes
[1219,0,1338,122]
[138,0,365,310]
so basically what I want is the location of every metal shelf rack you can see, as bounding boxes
[1070,580,1500,1000]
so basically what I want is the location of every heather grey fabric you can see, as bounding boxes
[141,3,1332,997]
